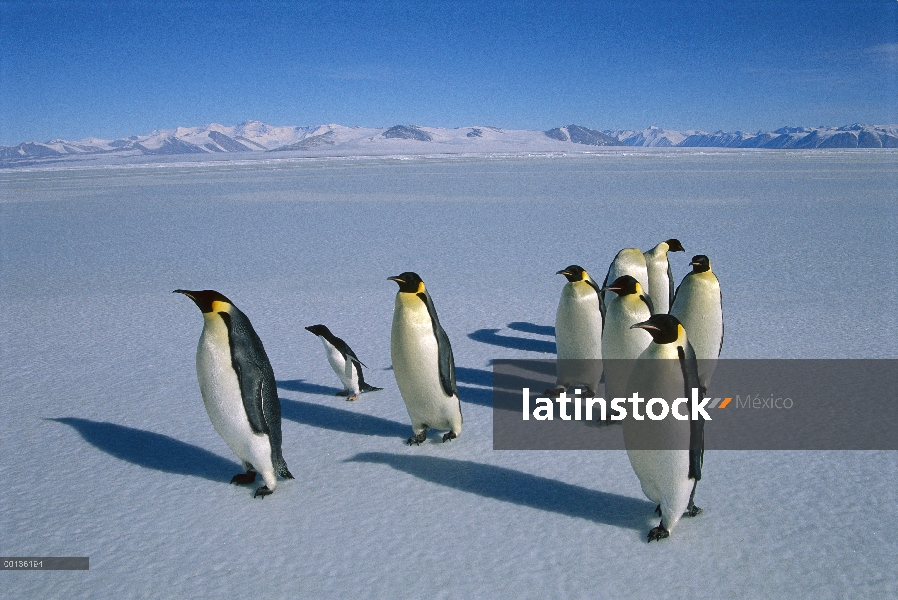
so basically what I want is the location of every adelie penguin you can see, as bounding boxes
[305,324,382,401]
[670,254,723,389]
[550,265,603,396]
[174,289,293,498]
[626,314,704,542]
[643,238,685,315]
[388,272,462,445]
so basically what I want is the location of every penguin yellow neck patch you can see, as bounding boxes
[211,300,231,314]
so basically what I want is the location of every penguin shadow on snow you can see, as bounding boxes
[507,322,556,337]
[277,396,408,438]
[468,323,557,354]
[454,366,494,408]
[47,417,239,482]
[348,452,654,532]
[276,378,345,396]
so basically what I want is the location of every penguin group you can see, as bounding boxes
[173,238,723,543]
[554,240,723,541]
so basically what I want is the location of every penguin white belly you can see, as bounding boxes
[670,274,722,387]
[602,296,652,399]
[391,297,460,433]
[320,338,352,391]
[196,319,275,482]
[555,282,602,391]
[345,360,360,396]
[624,348,693,532]
[644,254,671,314]
[601,299,652,360]
[555,283,603,360]
[626,448,692,532]
[671,278,722,361]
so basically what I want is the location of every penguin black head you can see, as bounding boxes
[602,275,640,297]
[666,239,685,252]
[305,324,333,338]
[631,314,684,345]
[173,289,233,313]
[557,265,588,283]
[690,255,711,273]
[388,272,425,294]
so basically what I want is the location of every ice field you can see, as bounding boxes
[1,149,896,597]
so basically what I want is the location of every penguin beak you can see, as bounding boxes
[387,276,405,284]
[173,289,194,300]
[304,326,315,333]
[601,286,619,293]
[630,320,660,332]
[556,270,571,276]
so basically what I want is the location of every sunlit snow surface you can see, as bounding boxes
[1,150,896,598]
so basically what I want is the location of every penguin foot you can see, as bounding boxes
[407,431,427,446]
[442,431,457,443]
[655,504,661,517]
[230,471,257,485]
[346,394,359,401]
[335,390,349,397]
[684,504,703,518]
[544,387,566,397]
[253,486,273,499]
[647,524,670,543]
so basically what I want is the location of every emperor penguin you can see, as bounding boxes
[550,265,603,396]
[601,275,654,404]
[643,238,685,314]
[601,248,650,319]
[305,324,383,401]
[625,314,704,542]
[669,255,723,389]
[174,289,293,498]
[388,272,462,445]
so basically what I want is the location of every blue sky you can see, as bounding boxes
[1,0,896,145]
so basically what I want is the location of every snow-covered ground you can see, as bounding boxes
[1,150,896,597]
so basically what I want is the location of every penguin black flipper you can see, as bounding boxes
[417,291,458,397]
[585,278,606,325]
[667,260,675,310]
[219,311,270,436]
[639,293,655,316]
[600,266,611,321]
[718,287,725,357]
[678,343,704,482]
[334,336,368,369]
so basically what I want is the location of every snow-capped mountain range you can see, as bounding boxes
[3,121,896,166]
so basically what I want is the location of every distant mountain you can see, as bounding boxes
[2,121,896,167]
[545,125,624,146]
[603,124,898,149]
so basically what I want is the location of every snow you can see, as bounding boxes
[1,151,896,597]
